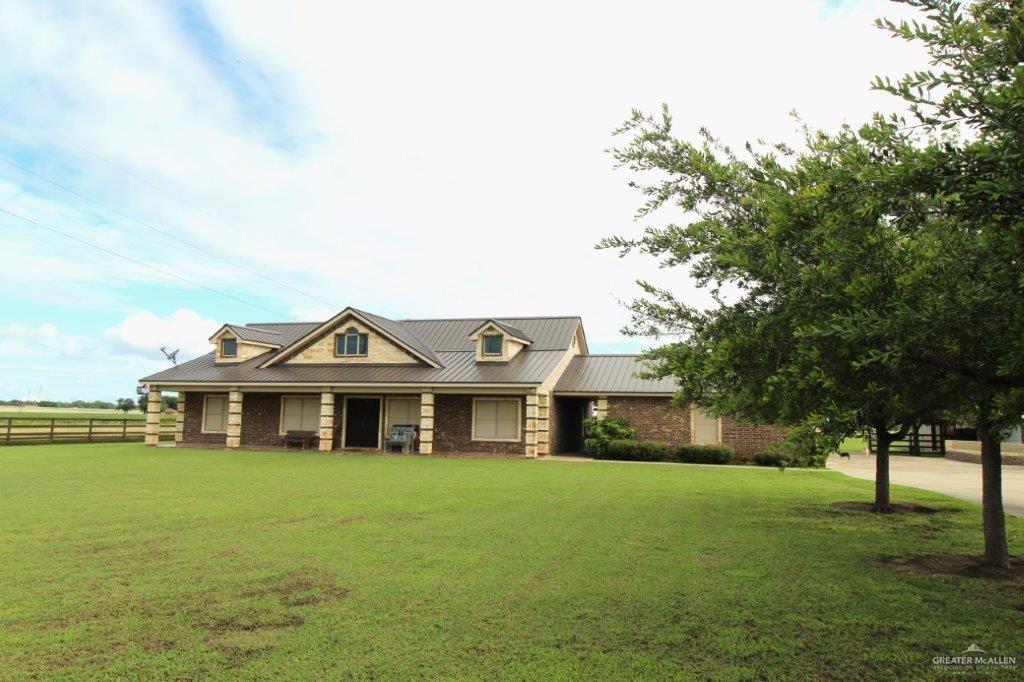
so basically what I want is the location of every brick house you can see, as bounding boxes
[140,307,786,459]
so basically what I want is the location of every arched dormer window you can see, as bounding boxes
[335,327,368,356]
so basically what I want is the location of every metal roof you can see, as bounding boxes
[399,317,578,351]
[142,311,583,387]
[553,355,678,394]
[142,350,566,385]
[229,325,282,345]
[467,319,533,344]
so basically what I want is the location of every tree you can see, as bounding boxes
[866,0,1024,567]
[137,394,148,414]
[601,114,950,511]
[115,397,135,414]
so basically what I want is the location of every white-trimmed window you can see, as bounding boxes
[692,409,721,444]
[220,338,237,357]
[482,334,503,355]
[202,395,228,433]
[334,327,368,356]
[472,398,520,441]
[280,395,320,434]
[387,397,421,428]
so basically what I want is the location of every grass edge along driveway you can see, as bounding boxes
[1,444,1021,680]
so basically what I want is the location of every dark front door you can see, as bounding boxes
[345,398,380,448]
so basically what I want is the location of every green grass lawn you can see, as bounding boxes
[1,445,1021,679]
[839,435,867,453]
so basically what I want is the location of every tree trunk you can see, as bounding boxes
[874,434,892,513]
[978,422,1010,568]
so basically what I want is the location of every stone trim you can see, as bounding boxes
[319,392,335,452]
[419,391,434,454]
[226,389,243,448]
[145,388,162,446]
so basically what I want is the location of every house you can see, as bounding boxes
[139,307,786,458]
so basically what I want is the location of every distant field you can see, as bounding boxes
[840,436,867,453]
[0,408,175,423]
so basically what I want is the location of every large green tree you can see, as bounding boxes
[601,116,948,510]
[864,0,1024,567]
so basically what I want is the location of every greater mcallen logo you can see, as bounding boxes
[933,643,1017,672]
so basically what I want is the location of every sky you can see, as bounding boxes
[0,0,926,402]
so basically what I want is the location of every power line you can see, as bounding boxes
[0,206,288,318]
[0,152,339,309]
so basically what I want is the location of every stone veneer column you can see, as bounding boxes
[144,387,162,446]
[535,392,550,457]
[525,392,539,458]
[595,396,609,420]
[226,388,243,448]
[319,392,335,452]
[419,391,434,454]
[174,393,185,444]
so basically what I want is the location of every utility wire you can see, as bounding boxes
[0,206,288,318]
[0,152,338,308]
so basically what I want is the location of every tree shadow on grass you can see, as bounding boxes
[877,553,1024,582]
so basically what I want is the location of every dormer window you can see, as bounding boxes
[335,327,368,356]
[482,334,503,355]
[220,338,237,357]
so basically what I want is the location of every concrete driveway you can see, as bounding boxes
[828,453,1024,516]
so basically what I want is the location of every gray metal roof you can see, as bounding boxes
[468,319,533,343]
[142,350,566,385]
[142,311,583,386]
[349,308,443,367]
[553,355,678,394]
[229,325,282,345]
[399,317,578,351]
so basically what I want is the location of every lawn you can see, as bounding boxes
[1,445,1021,679]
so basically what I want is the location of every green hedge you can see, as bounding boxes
[595,439,668,462]
[675,444,735,464]
[753,451,789,467]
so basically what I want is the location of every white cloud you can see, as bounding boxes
[0,0,931,351]
[0,321,92,359]
[105,309,217,361]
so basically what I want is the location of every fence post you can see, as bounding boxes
[122,419,128,441]
[4,417,10,444]
[88,419,94,443]
[49,418,55,443]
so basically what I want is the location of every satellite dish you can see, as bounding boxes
[160,347,180,365]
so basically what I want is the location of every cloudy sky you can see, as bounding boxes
[0,0,924,402]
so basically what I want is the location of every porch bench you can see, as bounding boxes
[285,430,318,450]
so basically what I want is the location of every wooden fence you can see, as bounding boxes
[1,417,175,446]
[867,427,945,456]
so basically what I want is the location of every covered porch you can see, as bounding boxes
[143,386,549,457]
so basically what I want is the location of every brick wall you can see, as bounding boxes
[433,395,527,455]
[607,397,692,453]
[181,391,228,447]
[239,393,285,447]
[720,420,789,460]
[606,396,786,461]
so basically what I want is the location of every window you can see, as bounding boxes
[482,334,503,355]
[335,328,368,356]
[281,395,320,433]
[387,397,421,427]
[692,409,721,444]
[472,398,520,441]
[202,395,228,433]
[220,338,237,357]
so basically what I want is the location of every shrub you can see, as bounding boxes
[675,444,735,464]
[582,417,636,457]
[754,451,790,468]
[596,439,668,461]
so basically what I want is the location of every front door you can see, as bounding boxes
[345,398,381,448]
